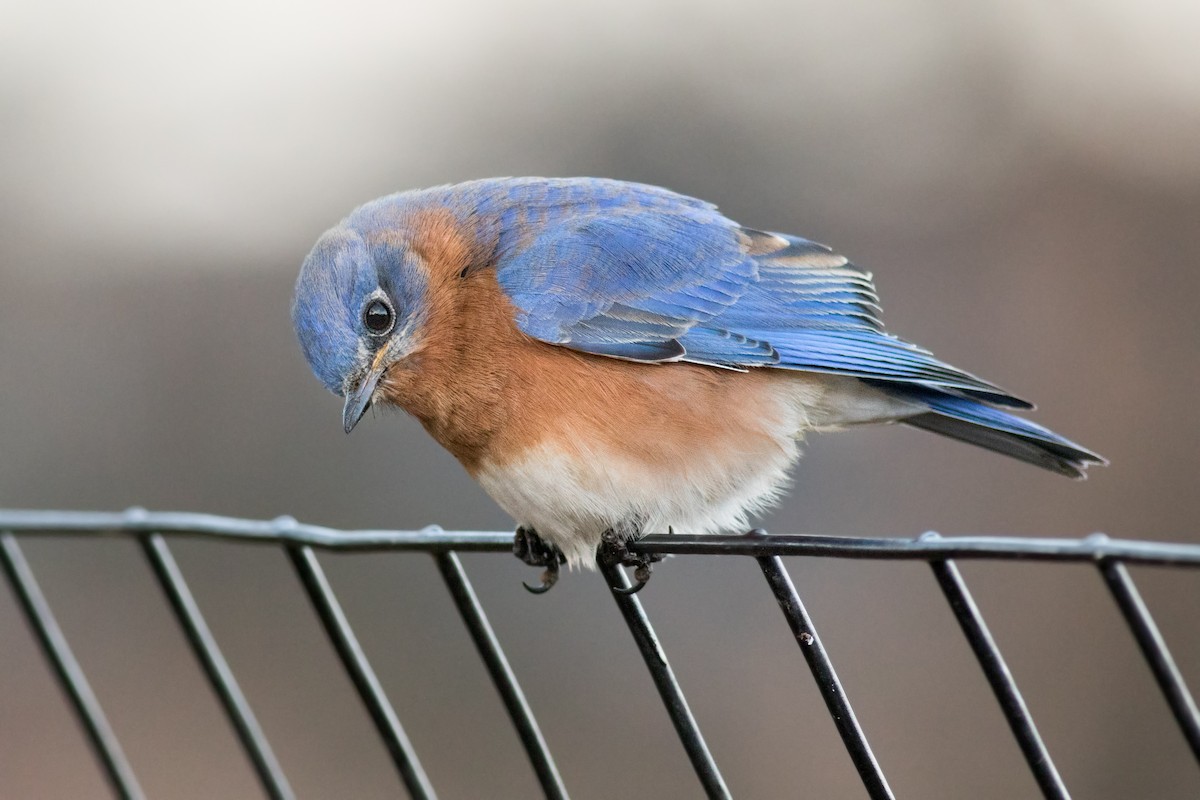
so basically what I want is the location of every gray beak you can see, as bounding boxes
[342,366,385,434]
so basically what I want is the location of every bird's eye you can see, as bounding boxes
[363,298,394,336]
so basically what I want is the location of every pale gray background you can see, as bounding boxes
[2,1,1199,797]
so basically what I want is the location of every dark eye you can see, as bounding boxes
[363,298,394,335]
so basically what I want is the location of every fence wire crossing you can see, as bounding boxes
[2,510,1199,799]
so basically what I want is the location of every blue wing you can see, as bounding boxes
[492,181,1029,408]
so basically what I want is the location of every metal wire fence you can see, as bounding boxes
[2,508,1199,799]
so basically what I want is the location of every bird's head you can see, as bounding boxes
[291,225,430,433]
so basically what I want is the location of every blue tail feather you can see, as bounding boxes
[884,385,1106,479]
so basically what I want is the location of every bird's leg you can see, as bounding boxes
[596,519,664,595]
[513,526,566,594]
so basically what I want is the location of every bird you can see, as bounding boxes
[292,177,1105,591]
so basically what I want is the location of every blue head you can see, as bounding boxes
[292,221,429,432]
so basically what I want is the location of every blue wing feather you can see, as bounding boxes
[677,326,778,368]
[496,195,753,346]
[488,179,1030,407]
[570,339,687,362]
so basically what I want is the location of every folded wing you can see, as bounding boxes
[495,194,1029,408]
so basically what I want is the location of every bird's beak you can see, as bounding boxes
[342,363,385,434]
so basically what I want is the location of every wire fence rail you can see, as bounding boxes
[2,508,1199,799]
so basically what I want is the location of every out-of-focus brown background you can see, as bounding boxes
[2,2,1199,798]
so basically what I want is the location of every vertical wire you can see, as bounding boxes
[1099,557,1200,762]
[1,533,146,800]
[598,560,731,800]
[286,545,436,799]
[434,552,568,798]
[756,553,894,799]
[140,534,295,799]
[929,551,1069,799]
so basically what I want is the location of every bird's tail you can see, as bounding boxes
[884,385,1107,479]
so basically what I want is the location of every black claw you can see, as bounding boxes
[513,527,565,595]
[598,524,662,594]
[523,566,559,594]
[611,576,648,595]
[611,561,654,594]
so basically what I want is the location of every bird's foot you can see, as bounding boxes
[597,527,664,595]
[513,527,566,594]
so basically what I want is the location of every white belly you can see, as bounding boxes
[474,434,800,568]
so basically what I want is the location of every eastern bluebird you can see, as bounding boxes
[292,177,1104,590]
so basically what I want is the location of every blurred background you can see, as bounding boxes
[2,0,1199,797]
